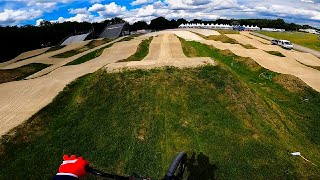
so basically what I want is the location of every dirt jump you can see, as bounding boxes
[0,38,145,136]
[106,34,215,72]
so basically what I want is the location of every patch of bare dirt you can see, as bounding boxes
[274,74,307,93]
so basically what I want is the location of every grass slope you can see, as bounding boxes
[0,63,50,84]
[259,31,320,52]
[1,39,320,179]
[66,43,114,66]
[46,45,66,53]
[118,37,153,62]
[119,35,142,42]
[266,51,286,57]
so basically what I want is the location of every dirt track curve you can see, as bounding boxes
[0,41,90,70]
[106,34,215,72]
[0,38,145,136]
[0,47,50,68]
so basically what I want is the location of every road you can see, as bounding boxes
[250,32,320,58]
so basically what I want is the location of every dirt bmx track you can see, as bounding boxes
[0,38,145,136]
[1,28,320,136]
[107,34,214,72]
[164,29,320,92]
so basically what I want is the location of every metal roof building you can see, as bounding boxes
[100,23,130,39]
[61,33,92,46]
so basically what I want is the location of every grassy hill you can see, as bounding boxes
[1,38,320,179]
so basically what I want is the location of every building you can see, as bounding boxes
[100,23,130,39]
[299,29,319,34]
[179,23,260,31]
[261,28,285,32]
[60,32,93,46]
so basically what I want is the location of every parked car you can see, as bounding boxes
[271,39,278,45]
[278,40,293,50]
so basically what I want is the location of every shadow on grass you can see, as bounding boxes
[186,152,218,180]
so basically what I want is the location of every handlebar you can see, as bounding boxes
[85,165,130,180]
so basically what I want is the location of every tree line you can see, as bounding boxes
[0,17,317,63]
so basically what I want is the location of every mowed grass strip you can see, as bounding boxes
[266,51,286,57]
[0,63,50,84]
[66,43,114,66]
[1,38,320,179]
[117,37,153,62]
[241,44,257,49]
[46,45,66,53]
[259,31,320,51]
[119,34,142,42]
[196,31,239,44]
[85,38,112,49]
[217,30,240,34]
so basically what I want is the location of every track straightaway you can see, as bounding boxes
[106,34,215,72]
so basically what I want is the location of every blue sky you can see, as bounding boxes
[0,0,319,27]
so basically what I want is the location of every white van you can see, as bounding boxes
[278,40,293,50]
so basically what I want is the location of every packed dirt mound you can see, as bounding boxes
[0,38,144,136]
[107,34,215,72]
[0,47,50,68]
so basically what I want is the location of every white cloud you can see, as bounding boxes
[54,13,101,23]
[0,9,42,25]
[89,0,105,3]
[88,4,105,12]
[69,8,88,15]
[35,18,44,26]
[9,0,316,28]
[88,2,127,17]
[131,0,154,6]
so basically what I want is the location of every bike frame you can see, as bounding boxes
[86,152,187,180]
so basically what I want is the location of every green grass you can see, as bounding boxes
[117,37,153,62]
[266,51,286,57]
[259,31,320,51]
[0,63,50,84]
[196,31,239,44]
[217,30,240,34]
[241,44,257,49]
[85,39,112,49]
[1,38,320,179]
[66,44,114,66]
[46,45,66,53]
[119,35,141,42]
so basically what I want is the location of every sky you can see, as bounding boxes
[0,0,319,27]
